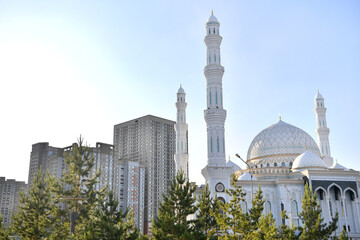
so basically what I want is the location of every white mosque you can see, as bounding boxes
[174,12,360,238]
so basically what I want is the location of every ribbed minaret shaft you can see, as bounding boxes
[314,91,333,167]
[174,85,189,179]
[204,12,227,166]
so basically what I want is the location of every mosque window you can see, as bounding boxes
[209,28,210,34]
[223,138,225,153]
[181,141,183,151]
[329,201,333,217]
[292,200,299,227]
[241,201,247,213]
[289,161,293,167]
[281,162,285,167]
[267,163,270,167]
[211,138,213,153]
[214,54,216,62]
[319,120,321,126]
[274,162,277,167]
[213,28,215,34]
[264,201,271,215]
[216,91,218,104]
[181,115,183,121]
[217,137,220,152]
[221,93,223,105]
[209,55,211,63]
[317,103,319,107]
[323,120,325,126]
[321,103,322,106]
[177,142,179,152]
[321,145,324,154]
[210,92,212,105]
[326,145,328,154]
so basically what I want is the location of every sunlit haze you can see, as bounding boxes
[0,1,359,185]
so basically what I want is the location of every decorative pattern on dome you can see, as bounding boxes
[247,120,320,160]
[292,151,326,170]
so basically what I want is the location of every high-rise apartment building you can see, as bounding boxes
[29,142,114,192]
[28,143,65,185]
[90,143,115,191]
[0,177,27,227]
[114,159,145,233]
[113,115,176,234]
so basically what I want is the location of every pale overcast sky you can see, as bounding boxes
[0,1,359,185]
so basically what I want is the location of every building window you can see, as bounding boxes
[216,91,218,104]
[264,201,271,215]
[211,138,213,153]
[209,92,212,105]
[292,200,299,227]
[217,137,220,152]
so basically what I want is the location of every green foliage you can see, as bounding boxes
[338,228,348,240]
[151,170,199,240]
[195,184,219,240]
[11,170,54,239]
[279,210,297,239]
[253,212,279,239]
[298,183,338,240]
[92,190,139,239]
[0,214,9,239]
[211,174,250,239]
[49,136,106,239]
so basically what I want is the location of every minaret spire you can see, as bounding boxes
[314,91,333,167]
[174,85,189,179]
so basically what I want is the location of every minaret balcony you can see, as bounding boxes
[204,65,224,78]
[204,35,222,46]
[204,108,226,123]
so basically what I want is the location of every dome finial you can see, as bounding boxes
[211,9,213,15]
[279,114,281,121]
[180,83,182,88]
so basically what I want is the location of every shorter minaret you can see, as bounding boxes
[174,85,189,179]
[314,91,333,167]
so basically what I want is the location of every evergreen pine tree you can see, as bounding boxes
[11,170,54,239]
[195,184,219,240]
[298,183,338,240]
[0,214,9,240]
[211,174,251,239]
[92,190,139,239]
[279,210,297,239]
[338,228,348,240]
[49,136,106,239]
[252,213,279,239]
[151,170,198,240]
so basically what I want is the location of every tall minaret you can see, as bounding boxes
[174,85,189,179]
[202,12,233,200]
[204,11,227,166]
[314,91,333,167]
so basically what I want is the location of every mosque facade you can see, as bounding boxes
[198,13,360,238]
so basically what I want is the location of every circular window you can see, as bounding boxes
[215,182,225,192]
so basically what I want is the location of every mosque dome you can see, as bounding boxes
[177,85,185,94]
[226,160,241,172]
[208,12,218,23]
[330,161,348,171]
[292,151,326,171]
[315,91,323,99]
[238,172,257,181]
[247,120,320,161]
